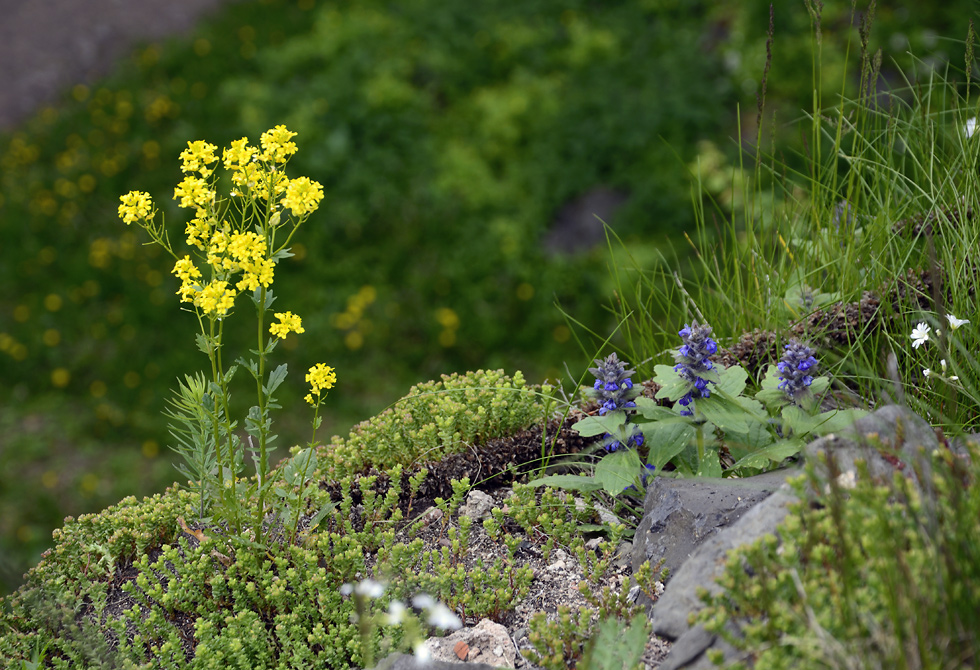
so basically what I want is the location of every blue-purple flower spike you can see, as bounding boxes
[777,339,818,399]
[673,322,718,416]
[588,353,643,452]
[588,353,640,416]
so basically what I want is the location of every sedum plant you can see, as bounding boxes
[316,368,552,478]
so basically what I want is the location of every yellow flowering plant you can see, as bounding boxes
[119,125,333,549]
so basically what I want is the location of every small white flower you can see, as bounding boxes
[386,600,406,626]
[910,322,931,348]
[413,641,432,665]
[411,594,435,610]
[923,368,932,378]
[339,583,354,596]
[946,314,970,330]
[354,578,385,599]
[426,602,462,630]
[966,117,977,138]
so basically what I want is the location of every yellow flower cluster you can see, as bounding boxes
[305,363,337,405]
[118,191,153,224]
[121,125,324,319]
[198,280,236,316]
[269,311,304,339]
[179,140,218,177]
[172,255,202,304]
[282,176,324,216]
[260,125,299,163]
[174,175,213,210]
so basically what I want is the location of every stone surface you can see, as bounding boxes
[632,467,797,582]
[804,404,940,490]
[0,0,242,129]
[370,653,503,670]
[459,490,495,521]
[422,619,516,668]
[542,186,628,255]
[651,486,799,642]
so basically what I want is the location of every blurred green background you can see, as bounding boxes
[0,0,974,595]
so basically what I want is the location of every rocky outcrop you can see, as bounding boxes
[636,405,956,670]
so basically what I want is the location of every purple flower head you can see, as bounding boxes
[601,425,644,453]
[588,353,641,416]
[777,339,818,399]
[673,322,718,415]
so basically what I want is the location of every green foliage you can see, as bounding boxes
[316,369,550,477]
[526,563,661,670]
[699,440,980,670]
[0,463,550,668]
[0,0,737,593]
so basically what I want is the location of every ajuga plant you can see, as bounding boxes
[119,126,336,550]
[547,325,867,494]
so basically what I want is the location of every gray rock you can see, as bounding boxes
[459,490,495,521]
[651,486,798,642]
[631,467,797,583]
[369,653,502,670]
[804,404,940,491]
[422,619,517,668]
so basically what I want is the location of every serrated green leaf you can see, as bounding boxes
[697,396,750,434]
[756,387,790,410]
[732,438,804,469]
[694,449,722,478]
[270,247,294,262]
[653,365,690,401]
[641,420,696,471]
[264,363,288,396]
[635,397,674,420]
[810,407,868,435]
[594,449,642,495]
[715,365,748,397]
[810,376,830,395]
[572,412,628,438]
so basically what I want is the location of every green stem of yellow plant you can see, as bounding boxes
[254,284,269,547]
